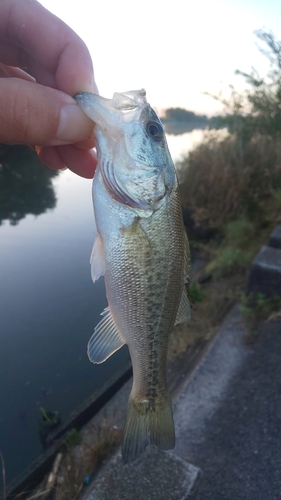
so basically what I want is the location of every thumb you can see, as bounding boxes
[0,78,94,146]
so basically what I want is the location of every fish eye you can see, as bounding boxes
[146,121,164,139]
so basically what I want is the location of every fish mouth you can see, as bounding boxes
[75,90,147,133]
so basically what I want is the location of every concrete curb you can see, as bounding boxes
[81,448,201,500]
[247,245,281,296]
[247,225,281,296]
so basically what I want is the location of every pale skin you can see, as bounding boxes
[0,0,98,178]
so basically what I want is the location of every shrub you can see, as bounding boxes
[179,29,281,233]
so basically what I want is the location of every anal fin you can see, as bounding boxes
[88,307,125,363]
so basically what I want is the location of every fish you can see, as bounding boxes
[75,89,190,463]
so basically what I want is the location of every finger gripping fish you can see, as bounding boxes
[75,89,190,463]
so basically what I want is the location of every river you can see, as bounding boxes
[0,128,204,484]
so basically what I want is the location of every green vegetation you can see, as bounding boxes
[180,28,281,254]
[62,429,82,450]
[188,282,204,303]
[170,29,281,358]
[40,407,54,424]
[169,266,244,360]
[241,293,281,342]
[179,129,281,231]
[25,421,122,500]
[180,29,281,235]
[205,218,256,277]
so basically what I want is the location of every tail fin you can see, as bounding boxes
[122,396,175,463]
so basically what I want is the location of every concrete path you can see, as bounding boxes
[174,307,281,500]
[173,305,248,459]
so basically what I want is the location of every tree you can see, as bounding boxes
[164,107,208,123]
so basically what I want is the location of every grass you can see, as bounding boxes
[204,217,264,278]
[241,293,281,343]
[169,272,245,360]
[22,422,122,500]
[169,107,281,361]
[179,130,281,232]
[169,190,281,359]
[53,423,122,500]
[173,121,281,353]
[188,282,204,303]
[168,217,281,359]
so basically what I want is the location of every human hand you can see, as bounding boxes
[0,0,97,178]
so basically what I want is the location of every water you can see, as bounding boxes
[166,129,205,163]
[0,130,203,485]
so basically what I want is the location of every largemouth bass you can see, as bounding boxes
[75,89,190,463]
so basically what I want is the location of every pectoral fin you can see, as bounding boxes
[175,287,191,326]
[88,307,125,363]
[90,233,106,283]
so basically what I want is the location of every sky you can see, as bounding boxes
[41,0,281,116]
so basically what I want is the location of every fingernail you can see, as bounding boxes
[55,104,93,145]
[80,76,99,94]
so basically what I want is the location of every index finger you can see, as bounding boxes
[0,0,97,96]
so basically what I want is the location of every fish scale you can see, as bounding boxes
[75,89,190,462]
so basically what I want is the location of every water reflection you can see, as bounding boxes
[164,120,210,136]
[0,154,130,484]
[0,144,58,225]
[166,129,204,163]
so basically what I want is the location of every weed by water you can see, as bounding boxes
[25,421,122,500]
[52,422,122,500]
[62,429,82,451]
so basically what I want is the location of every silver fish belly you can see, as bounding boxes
[75,89,190,463]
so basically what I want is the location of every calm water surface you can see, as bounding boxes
[0,130,203,484]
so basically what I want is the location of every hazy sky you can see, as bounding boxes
[41,0,281,115]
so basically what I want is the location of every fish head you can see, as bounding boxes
[75,90,176,212]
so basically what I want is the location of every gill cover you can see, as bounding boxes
[75,90,176,212]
